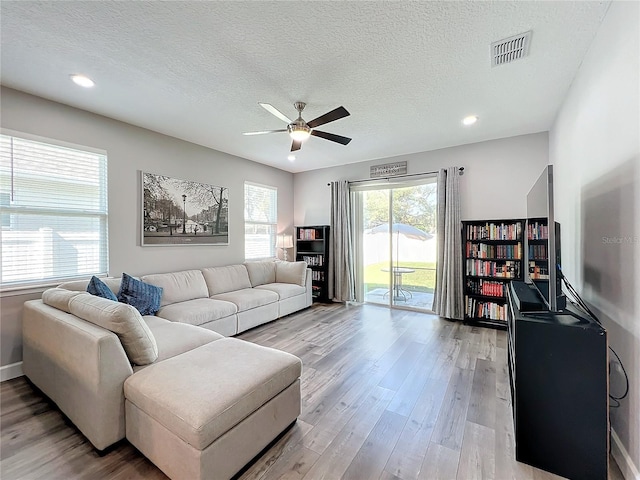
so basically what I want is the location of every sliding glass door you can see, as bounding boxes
[356,178,437,311]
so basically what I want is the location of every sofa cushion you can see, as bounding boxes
[118,273,163,316]
[41,288,86,313]
[156,298,237,326]
[275,261,307,286]
[212,288,278,312]
[244,261,276,287]
[68,293,158,365]
[123,338,302,450]
[58,276,122,294]
[255,283,306,300]
[141,270,209,307]
[87,276,118,301]
[202,265,252,296]
[142,317,223,364]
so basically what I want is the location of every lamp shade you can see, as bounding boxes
[276,234,293,249]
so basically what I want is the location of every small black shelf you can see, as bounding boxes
[296,225,330,303]
[463,219,525,329]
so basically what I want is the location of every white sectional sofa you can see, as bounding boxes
[54,260,312,337]
[21,260,311,479]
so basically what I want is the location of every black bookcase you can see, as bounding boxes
[462,219,524,329]
[507,281,609,480]
[296,225,330,302]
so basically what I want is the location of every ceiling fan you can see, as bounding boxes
[243,102,352,152]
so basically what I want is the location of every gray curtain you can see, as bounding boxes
[329,180,356,302]
[433,167,464,319]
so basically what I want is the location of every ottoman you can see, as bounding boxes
[124,338,302,480]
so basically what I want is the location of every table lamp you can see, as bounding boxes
[276,233,294,261]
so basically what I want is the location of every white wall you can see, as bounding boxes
[0,87,294,368]
[550,1,639,477]
[294,132,549,226]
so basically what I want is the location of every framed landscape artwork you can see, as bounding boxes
[141,171,229,246]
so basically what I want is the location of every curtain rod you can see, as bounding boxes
[326,166,464,186]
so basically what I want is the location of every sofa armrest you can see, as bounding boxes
[305,268,313,307]
[23,300,133,450]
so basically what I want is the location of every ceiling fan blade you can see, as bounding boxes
[310,130,352,145]
[291,140,302,152]
[242,129,287,136]
[259,103,292,124]
[307,106,350,129]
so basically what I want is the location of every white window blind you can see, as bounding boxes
[0,133,108,289]
[244,182,277,260]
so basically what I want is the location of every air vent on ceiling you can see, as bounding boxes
[491,31,532,67]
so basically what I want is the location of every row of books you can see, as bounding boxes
[466,222,522,241]
[301,255,324,266]
[466,242,522,260]
[465,259,521,278]
[465,296,507,321]
[311,271,325,281]
[528,244,548,260]
[465,278,505,298]
[528,261,549,279]
[527,222,549,240]
[298,228,321,240]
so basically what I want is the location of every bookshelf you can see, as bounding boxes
[526,217,549,281]
[296,225,330,302]
[462,219,524,329]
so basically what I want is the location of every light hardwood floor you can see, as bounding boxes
[0,303,624,480]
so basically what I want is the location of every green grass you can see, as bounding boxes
[364,261,436,293]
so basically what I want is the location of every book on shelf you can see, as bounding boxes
[466,278,505,297]
[301,255,324,266]
[528,243,548,260]
[465,296,507,321]
[298,228,318,240]
[466,242,522,259]
[528,261,549,279]
[527,221,548,240]
[466,222,522,241]
[465,259,521,278]
[311,271,325,281]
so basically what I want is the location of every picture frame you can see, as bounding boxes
[141,171,228,246]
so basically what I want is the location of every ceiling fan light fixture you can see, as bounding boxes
[288,124,311,142]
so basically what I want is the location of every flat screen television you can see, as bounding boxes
[526,165,565,312]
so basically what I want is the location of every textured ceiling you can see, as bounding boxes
[0,1,610,173]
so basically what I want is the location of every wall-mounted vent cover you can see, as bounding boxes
[491,31,532,67]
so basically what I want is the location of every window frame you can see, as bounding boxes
[244,181,278,260]
[0,129,109,291]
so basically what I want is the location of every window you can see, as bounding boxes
[244,182,277,260]
[0,133,108,289]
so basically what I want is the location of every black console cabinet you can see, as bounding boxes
[507,281,608,480]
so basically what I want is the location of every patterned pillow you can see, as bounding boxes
[86,276,118,301]
[117,273,163,316]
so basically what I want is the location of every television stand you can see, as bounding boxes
[506,282,609,479]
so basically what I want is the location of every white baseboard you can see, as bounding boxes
[0,361,24,382]
[612,428,640,480]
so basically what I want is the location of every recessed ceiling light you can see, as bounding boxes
[462,115,478,126]
[70,74,95,88]
[287,155,296,161]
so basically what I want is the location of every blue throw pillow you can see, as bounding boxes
[117,273,163,316]
[86,276,118,301]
